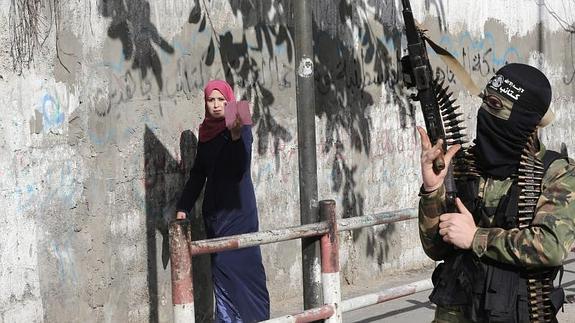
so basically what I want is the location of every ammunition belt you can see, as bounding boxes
[519,137,555,323]
[517,138,543,229]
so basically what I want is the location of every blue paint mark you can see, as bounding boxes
[40,93,65,131]
[58,161,77,208]
[255,162,274,185]
[88,132,105,146]
[88,126,116,146]
[51,238,79,286]
[275,43,287,56]
[377,36,397,53]
[173,40,190,56]
[102,52,126,73]
[439,34,454,48]
[159,41,177,64]
[436,32,521,69]
[493,47,521,66]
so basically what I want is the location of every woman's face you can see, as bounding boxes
[206,89,227,118]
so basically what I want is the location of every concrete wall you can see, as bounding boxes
[1,0,574,322]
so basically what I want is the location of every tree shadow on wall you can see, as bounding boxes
[424,0,448,32]
[100,0,175,90]
[366,222,397,269]
[144,127,213,322]
[315,0,415,225]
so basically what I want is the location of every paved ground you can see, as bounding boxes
[343,255,575,322]
[271,254,575,322]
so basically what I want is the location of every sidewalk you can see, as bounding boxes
[343,254,575,322]
[341,266,435,323]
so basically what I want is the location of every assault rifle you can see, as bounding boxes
[400,0,465,208]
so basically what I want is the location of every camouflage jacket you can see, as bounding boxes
[419,146,575,269]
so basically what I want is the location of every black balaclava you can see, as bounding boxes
[475,63,552,179]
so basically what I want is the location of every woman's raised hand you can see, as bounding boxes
[230,114,243,141]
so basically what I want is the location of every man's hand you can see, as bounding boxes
[417,126,460,192]
[230,115,242,141]
[438,198,477,249]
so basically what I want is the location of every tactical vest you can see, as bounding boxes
[429,150,566,323]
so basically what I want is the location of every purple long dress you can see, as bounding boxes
[177,126,270,322]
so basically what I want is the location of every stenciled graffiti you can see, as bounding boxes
[163,50,295,100]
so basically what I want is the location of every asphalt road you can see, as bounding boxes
[343,255,575,322]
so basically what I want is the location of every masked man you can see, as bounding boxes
[417,63,575,322]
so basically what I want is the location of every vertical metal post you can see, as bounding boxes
[294,0,322,310]
[169,220,195,323]
[320,200,342,322]
[537,1,544,70]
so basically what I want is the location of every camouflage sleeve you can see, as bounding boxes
[418,184,456,260]
[471,158,575,268]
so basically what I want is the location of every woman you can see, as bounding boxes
[176,80,270,322]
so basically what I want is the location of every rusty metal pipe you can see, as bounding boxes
[189,209,417,255]
[341,279,434,313]
[169,220,195,323]
[260,304,335,323]
[320,200,342,323]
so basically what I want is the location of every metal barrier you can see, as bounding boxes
[168,202,425,323]
[169,222,195,321]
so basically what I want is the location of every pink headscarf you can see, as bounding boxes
[198,80,236,142]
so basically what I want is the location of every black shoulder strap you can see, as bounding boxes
[542,150,567,306]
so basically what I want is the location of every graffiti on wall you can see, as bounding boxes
[14,159,83,212]
[433,31,522,85]
[37,93,65,132]
[27,81,79,134]
[51,235,79,287]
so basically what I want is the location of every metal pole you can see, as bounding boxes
[537,1,544,70]
[341,279,434,313]
[259,304,335,323]
[187,208,418,255]
[294,0,322,310]
[320,200,342,323]
[169,220,195,323]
